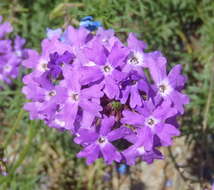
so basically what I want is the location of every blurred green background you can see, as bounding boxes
[0,0,214,189]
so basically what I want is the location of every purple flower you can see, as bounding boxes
[123,143,163,165]
[46,51,75,79]
[0,39,12,53]
[0,16,13,38]
[14,36,26,58]
[122,122,164,165]
[75,116,131,164]
[148,59,189,114]
[81,40,129,99]
[122,33,153,74]
[23,38,71,78]
[50,68,103,131]
[92,27,122,51]
[61,26,91,48]
[122,99,179,150]
[118,71,150,108]
[0,53,19,83]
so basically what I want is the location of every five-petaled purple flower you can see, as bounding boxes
[75,116,130,164]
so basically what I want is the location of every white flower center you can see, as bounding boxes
[68,91,79,102]
[37,59,49,72]
[15,50,22,57]
[3,65,12,73]
[48,90,56,97]
[102,64,113,75]
[97,137,107,147]
[145,116,159,129]
[158,79,172,97]
[98,137,106,143]
[137,146,145,154]
[45,90,56,100]
[127,51,144,66]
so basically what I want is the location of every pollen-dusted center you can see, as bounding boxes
[48,90,56,97]
[127,51,144,66]
[159,84,166,93]
[38,59,49,72]
[3,65,12,72]
[147,118,154,126]
[41,63,48,70]
[68,91,80,102]
[145,116,158,129]
[158,80,172,97]
[129,56,139,65]
[103,65,111,73]
[72,93,79,101]
[98,137,106,143]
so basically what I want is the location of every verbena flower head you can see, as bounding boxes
[0,16,27,84]
[22,19,189,165]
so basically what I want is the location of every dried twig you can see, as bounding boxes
[167,147,199,183]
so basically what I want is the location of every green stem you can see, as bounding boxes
[202,64,214,134]
[10,121,38,174]
[3,109,24,148]
[0,121,38,187]
[87,159,102,190]
[200,58,214,185]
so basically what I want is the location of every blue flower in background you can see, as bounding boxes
[80,16,102,31]
[81,16,93,22]
[117,164,128,175]
[165,179,173,187]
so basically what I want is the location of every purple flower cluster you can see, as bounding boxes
[22,25,189,165]
[0,16,27,84]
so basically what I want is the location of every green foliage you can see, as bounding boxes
[0,0,214,189]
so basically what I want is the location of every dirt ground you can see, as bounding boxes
[112,137,214,190]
